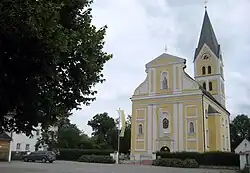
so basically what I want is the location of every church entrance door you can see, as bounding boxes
[160,146,170,152]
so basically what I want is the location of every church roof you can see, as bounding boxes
[184,71,229,115]
[194,9,220,61]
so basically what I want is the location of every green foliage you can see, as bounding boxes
[87,112,131,153]
[183,159,199,168]
[36,112,131,154]
[230,114,250,151]
[152,158,184,168]
[152,158,199,168]
[57,149,114,161]
[156,151,239,166]
[0,0,111,134]
[78,155,115,164]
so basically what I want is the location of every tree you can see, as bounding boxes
[88,112,116,149]
[0,0,112,134]
[120,115,131,154]
[36,117,91,150]
[230,114,250,151]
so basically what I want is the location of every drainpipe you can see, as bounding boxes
[202,94,206,152]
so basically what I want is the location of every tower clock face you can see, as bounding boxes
[202,53,211,60]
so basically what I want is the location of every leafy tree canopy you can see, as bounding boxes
[230,114,250,151]
[0,0,112,134]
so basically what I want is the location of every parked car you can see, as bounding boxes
[23,151,56,163]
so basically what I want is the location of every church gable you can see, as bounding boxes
[146,53,185,68]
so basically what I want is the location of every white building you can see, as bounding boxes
[6,127,42,153]
[11,130,41,152]
[235,139,250,170]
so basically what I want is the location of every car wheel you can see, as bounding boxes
[41,158,47,163]
[23,158,28,162]
[49,161,53,163]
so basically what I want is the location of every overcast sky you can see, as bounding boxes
[70,0,250,135]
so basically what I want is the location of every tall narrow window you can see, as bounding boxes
[16,143,21,150]
[203,82,206,90]
[138,124,143,135]
[208,66,212,74]
[202,66,206,75]
[161,72,168,90]
[25,144,30,151]
[209,82,213,91]
[189,122,195,134]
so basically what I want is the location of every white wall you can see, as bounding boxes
[11,130,41,152]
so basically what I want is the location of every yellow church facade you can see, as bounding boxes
[130,10,231,160]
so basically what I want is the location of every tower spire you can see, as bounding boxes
[193,8,220,61]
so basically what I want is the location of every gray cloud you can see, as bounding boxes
[70,0,250,135]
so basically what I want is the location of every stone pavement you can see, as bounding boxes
[0,161,238,173]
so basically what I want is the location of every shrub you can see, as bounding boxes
[152,158,184,168]
[183,159,199,168]
[78,155,115,164]
[156,151,239,167]
[56,149,114,161]
[199,151,239,166]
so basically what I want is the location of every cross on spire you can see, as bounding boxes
[164,45,168,53]
[204,0,208,9]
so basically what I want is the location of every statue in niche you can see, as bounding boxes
[163,118,169,129]
[162,76,168,89]
[161,72,168,89]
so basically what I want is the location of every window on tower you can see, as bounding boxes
[208,66,212,74]
[202,66,206,75]
[203,82,206,90]
[209,82,213,91]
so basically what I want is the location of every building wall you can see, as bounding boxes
[0,140,10,161]
[11,132,40,152]
[131,52,230,160]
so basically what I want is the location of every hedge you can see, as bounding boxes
[57,149,114,161]
[78,155,115,164]
[152,158,199,168]
[156,151,239,166]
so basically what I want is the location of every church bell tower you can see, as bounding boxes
[193,9,226,106]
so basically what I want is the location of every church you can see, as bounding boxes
[130,9,231,160]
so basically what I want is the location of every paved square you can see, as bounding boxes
[0,161,237,173]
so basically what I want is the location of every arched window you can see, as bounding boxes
[202,66,206,75]
[163,118,169,129]
[209,82,213,91]
[208,66,212,74]
[161,72,168,90]
[203,82,206,90]
[189,122,195,134]
[138,124,143,135]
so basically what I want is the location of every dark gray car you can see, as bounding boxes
[23,151,56,163]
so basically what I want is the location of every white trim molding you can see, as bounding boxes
[152,104,157,152]
[131,92,202,101]
[147,105,153,154]
[173,104,178,152]
[178,103,184,151]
